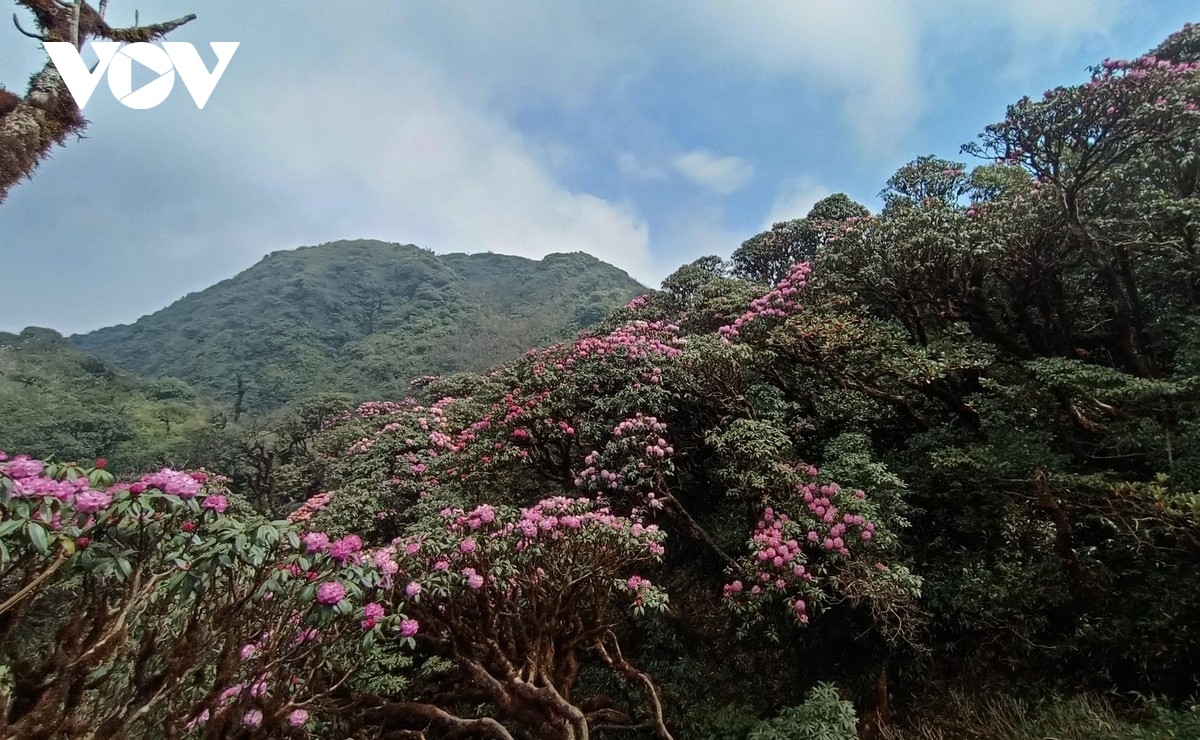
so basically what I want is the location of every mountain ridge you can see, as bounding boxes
[71,240,646,410]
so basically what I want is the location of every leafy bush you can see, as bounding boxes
[748,683,857,740]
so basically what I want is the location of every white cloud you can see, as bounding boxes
[667,0,924,153]
[762,176,833,230]
[617,153,669,182]
[956,0,1128,41]
[233,57,655,284]
[672,150,754,195]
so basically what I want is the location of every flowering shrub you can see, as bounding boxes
[281,495,671,738]
[0,454,392,738]
[721,468,919,642]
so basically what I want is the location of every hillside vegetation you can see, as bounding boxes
[0,327,232,471]
[72,241,645,411]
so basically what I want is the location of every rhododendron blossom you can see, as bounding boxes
[317,581,346,605]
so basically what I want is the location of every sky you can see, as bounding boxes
[0,0,1196,334]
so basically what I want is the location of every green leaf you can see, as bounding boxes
[26,522,49,556]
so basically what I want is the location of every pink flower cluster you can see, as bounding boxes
[1,456,220,522]
[724,466,880,626]
[354,400,411,419]
[719,262,812,340]
[626,574,653,607]
[724,506,814,623]
[1098,54,1200,77]
[140,469,203,498]
[497,497,665,558]
[288,492,334,523]
[362,602,385,629]
[345,436,376,456]
[3,454,43,479]
[577,414,674,510]
[394,497,666,605]
[625,294,651,310]
[329,534,363,562]
[796,479,875,555]
[316,580,346,605]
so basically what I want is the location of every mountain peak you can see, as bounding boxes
[72,241,645,410]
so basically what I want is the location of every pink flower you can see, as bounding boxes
[4,455,43,479]
[329,534,363,562]
[73,489,112,514]
[185,710,210,732]
[201,494,228,514]
[303,532,330,553]
[372,549,399,576]
[242,709,263,728]
[405,581,422,597]
[459,538,477,553]
[288,709,309,728]
[140,469,200,498]
[362,602,385,628]
[317,581,346,605]
[399,618,420,637]
[240,643,256,661]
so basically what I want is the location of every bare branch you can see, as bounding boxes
[595,631,674,740]
[12,13,47,41]
[366,700,516,740]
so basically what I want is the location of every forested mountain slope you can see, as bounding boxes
[72,240,645,410]
[0,327,227,471]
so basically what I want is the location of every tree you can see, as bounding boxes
[0,1,196,202]
[0,457,387,738]
[731,195,869,284]
[660,255,727,305]
[353,498,673,739]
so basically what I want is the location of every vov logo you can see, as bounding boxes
[43,42,239,110]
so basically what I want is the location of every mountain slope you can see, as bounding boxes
[72,240,646,410]
[0,328,231,471]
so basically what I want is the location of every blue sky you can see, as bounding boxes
[0,0,1196,334]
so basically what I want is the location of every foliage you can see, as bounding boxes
[0,454,389,738]
[731,194,869,284]
[748,683,858,740]
[881,691,1200,740]
[0,328,238,474]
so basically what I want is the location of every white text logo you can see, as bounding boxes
[43,41,239,110]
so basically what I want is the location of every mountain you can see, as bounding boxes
[71,240,647,410]
[0,327,234,471]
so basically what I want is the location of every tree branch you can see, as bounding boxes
[1,1,196,202]
[365,699,516,740]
